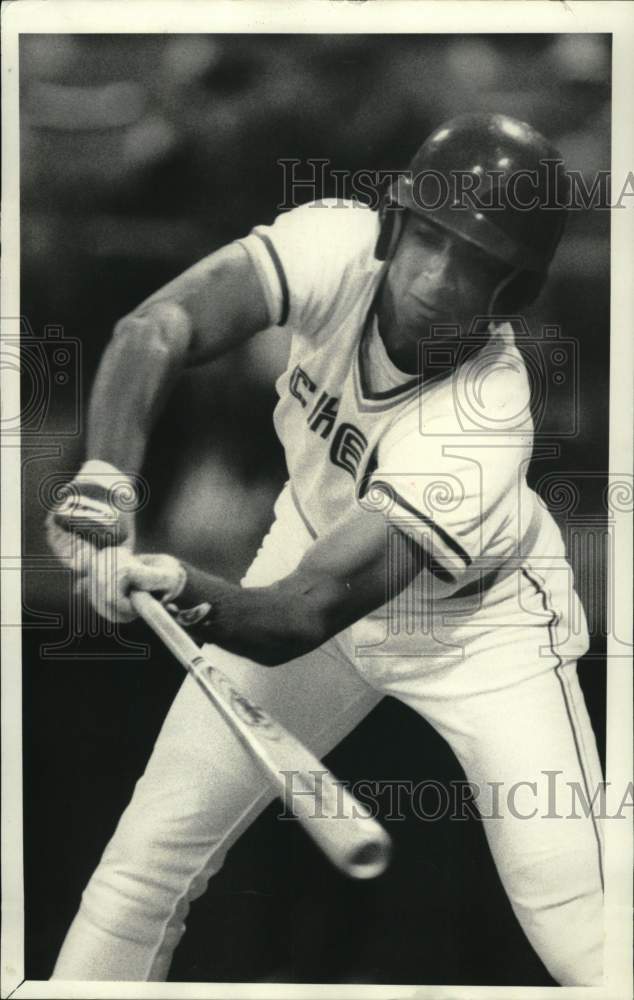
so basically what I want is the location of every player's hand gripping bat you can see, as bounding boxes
[130,590,392,879]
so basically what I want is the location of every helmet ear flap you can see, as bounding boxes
[492,270,546,312]
[375,186,405,261]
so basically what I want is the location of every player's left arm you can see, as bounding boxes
[90,507,430,667]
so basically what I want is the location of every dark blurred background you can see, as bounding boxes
[19,34,610,985]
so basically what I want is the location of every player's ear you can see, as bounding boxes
[375,186,406,262]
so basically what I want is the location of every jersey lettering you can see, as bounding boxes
[330,423,368,478]
[289,365,316,407]
[289,366,367,477]
[308,393,340,439]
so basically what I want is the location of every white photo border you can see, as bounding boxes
[2,2,632,998]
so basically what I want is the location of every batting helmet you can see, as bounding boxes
[376,113,569,304]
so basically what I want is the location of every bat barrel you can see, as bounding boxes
[301,814,392,879]
[348,838,391,879]
[279,765,392,878]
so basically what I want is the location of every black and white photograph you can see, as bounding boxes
[2,2,632,997]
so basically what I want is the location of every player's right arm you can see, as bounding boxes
[48,199,374,567]
[47,241,270,566]
[88,197,377,476]
[88,241,270,475]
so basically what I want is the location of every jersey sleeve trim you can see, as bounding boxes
[253,232,290,326]
[372,479,472,569]
[289,484,319,540]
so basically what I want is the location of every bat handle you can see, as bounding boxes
[131,589,206,663]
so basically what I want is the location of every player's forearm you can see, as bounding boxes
[86,243,269,474]
[171,506,430,665]
[87,302,192,474]
[177,564,334,667]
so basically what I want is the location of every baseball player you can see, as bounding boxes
[48,114,603,985]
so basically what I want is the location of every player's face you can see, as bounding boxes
[379,213,511,365]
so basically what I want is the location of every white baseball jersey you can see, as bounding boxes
[237,200,589,667]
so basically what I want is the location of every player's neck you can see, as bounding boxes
[374,296,420,376]
[375,297,489,385]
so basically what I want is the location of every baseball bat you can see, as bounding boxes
[130,590,392,879]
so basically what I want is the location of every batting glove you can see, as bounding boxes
[46,460,138,575]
